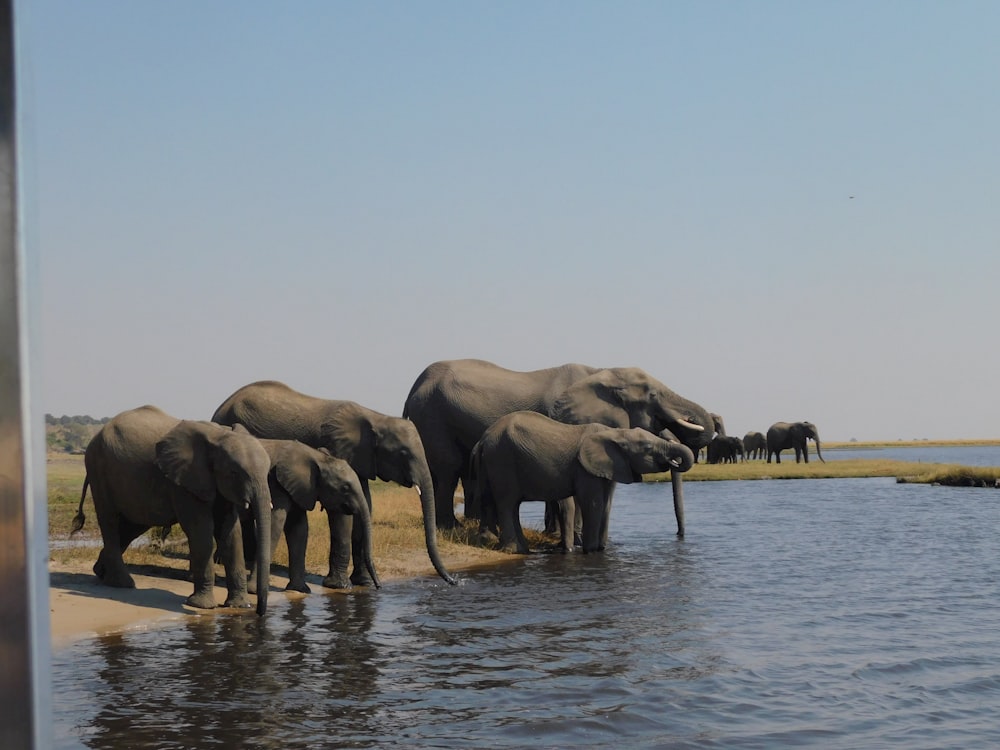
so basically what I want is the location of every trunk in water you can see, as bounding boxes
[671,469,685,538]
[415,468,457,585]
[253,485,271,616]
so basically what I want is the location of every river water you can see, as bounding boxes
[823,444,1000,467]
[52,455,1000,748]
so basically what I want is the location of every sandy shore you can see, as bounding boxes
[49,546,513,651]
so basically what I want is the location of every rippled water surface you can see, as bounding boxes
[53,473,1000,748]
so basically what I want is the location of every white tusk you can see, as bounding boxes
[415,485,422,496]
[676,418,704,432]
[244,501,250,510]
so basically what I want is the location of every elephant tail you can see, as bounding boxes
[70,475,90,537]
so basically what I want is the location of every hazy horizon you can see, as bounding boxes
[23,2,1000,443]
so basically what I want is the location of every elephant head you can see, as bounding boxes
[320,403,455,585]
[549,368,710,539]
[268,440,381,589]
[550,368,713,451]
[580,427,696,481]
[577,426,695,550]
[797,422,824,462]
[155,421,272,616]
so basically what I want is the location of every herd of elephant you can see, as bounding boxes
[703,421,824,465]
[71,359,823,616]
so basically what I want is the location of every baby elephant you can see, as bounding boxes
[472,411,695,554]
[242,439,381,593]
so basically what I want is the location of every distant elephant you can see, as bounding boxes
[242,439,381,594]
[212,380,455,587]
[472,411,696,554]
[693,413,726,464]
[707,434,743,464]
[743,431,766,460]
[72,406,272,615]
[403,359,713,536]
[766,421,825,464]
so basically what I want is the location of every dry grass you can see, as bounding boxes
[49,454,531,582]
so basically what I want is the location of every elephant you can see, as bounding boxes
[743,431,766,460]
[71,406,272,615]
[212,380,456,587]
[402,359,714,536]
[707,434,743,464]
[241,439,381,594]
[471,411,696,554]
[693,413,727,464]
[766,421,825,464]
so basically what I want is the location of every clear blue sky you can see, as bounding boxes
[20,2,1000,441]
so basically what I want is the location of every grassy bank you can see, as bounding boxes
[822,439,1000,449]
[649,459,1000,485]
[47,453,516,583]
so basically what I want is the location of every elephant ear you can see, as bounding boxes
[320,403,378,480]
[272,442,318,512]
[155,421,217,503]
[578,431,635,483]
[550,370,627,427]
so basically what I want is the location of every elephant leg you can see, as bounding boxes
[496,496,528,554]
[214,502,251,609]
[598,484,616,551]
[88,475,140,587]
[324,510,353,589]
[543,500,560,535]
[240,509,257,576]
[460,470,482,521]
[349,515,375,586]
[576,477,607,553]
[283,507,311,594]
[556,498,575,553]
[174,503,219,610]
[433,467,461,529]
[93,511,144,588]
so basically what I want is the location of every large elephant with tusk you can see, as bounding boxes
[766,421,825,464]
[403,359,714,537]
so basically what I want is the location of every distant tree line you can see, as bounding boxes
[45,415,110,454]
[45,414,110,426]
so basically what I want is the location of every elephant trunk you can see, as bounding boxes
[670,468,685,538]
[415,468,458,585]
[252,481,272,616]
[668,443,695,473]
[355,494,381,589]
[814,436,825,463]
